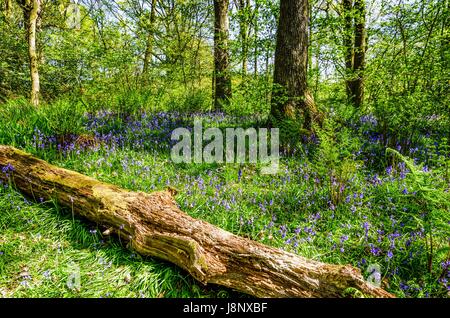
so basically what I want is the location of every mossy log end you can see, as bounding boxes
[0,145,394,298]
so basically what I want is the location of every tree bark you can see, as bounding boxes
[270,0,322,130]
[351,0,366,107]
[253,0,258,76]
[236,0,250,77]
[342,0,354,101]
[18,0,40,107]
[0,145,394,298]
[142,0,157,77]
[213,0,232,109]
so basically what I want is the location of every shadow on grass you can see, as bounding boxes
[0,188,247,298]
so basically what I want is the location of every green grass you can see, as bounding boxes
[0,186,239,298]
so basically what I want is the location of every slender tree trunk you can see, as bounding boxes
[342,0,354,101]
[439,0,450,101]
[253,0,259,76]
[5,0,12,19]
[142,0,157,78]
[237,0,250,77]
[19,0,40,107]
[351,0,366,107]
[271,0,321,130]
[308,1,313,76]
[0,145,394,298]
[213,0,232,109]
[344,0,365,107]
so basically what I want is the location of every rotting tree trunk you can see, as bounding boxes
[213,0,232,109]
[0,145,394,298]
[18,0,41,107]
[270,0,322,130]
[142,0,157,78]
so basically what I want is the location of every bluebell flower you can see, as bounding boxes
[441,260,450,270]
[386,166,393,175]
[369,244,381,256]
[2,163,14,174]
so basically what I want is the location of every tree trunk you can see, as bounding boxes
[142,0,157,77]
[343,0,366,108]
[213,0,232,109]
[19,0,40,107]
[342,0,354,101]
[351,0,366,107]
[0,145,394,298]
[237,0,250,77]
[308,0,313,76]
[5,0,12,19]
[253,0,259,76]
[270,0,322,130]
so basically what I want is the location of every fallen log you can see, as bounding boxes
[0,145,394,298]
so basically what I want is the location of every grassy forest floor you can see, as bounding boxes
[0,98,449,298]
